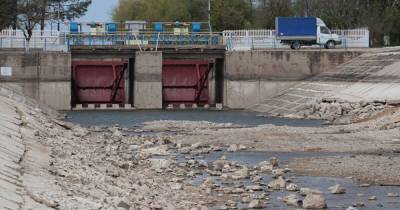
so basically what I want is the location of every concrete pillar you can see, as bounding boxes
[134,51,163,109]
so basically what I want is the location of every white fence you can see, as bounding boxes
[0,29,67,52]
[223,28,370,51]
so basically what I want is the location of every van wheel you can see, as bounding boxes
[325,41,336,49]
[291,41,301,50]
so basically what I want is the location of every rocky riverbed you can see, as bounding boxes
[1,92,400,209]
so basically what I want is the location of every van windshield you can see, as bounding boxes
[321,26,331,34]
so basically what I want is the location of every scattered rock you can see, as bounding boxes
[246,185,264,191]
[142,145,169,155]
[169,182,183,190]
[149,158,172,170]
[213,159,227,171]
[302,194,327,209]
[238,144,247,150]
[113,129,123,137]
[270,157,279,167]
[329,184,346,194]
[231,166,249,180]
[267,176,286,190]
[272,169,285,178]
[300,188,323,196]
[286,183,300,191]
[241,196,252,203]
[117,201,131,209]
[283,194,302,207]
[247,200,266,209]
[387,193,399,197]
[258,161,273,172]
[227,144,238,152]
[353,202,365,207]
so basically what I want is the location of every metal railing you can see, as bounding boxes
[0,29,224,51]
[65,32,223,48]
[223,28,370,51]
[0,29,68,52]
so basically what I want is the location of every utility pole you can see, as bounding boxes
[57,0,61,31]
[208,0,212,34]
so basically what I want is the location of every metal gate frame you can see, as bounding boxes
[71,61,128,105]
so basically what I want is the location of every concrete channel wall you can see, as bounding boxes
[224,50,363,109]
[134,51,163,109]
[0,51,71,110]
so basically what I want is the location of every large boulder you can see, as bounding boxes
[258,161,273,172]
[267,176,286,190]
[231,166,249,180]
[247,200,265,209]
[286,183,300,191]
[149,158,172,170]
[142,145,169,156]
[227,144,238,152]
[283,194,302,207]
[302,194,327,209]
[329,184,346,194]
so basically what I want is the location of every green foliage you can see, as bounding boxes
[112,0,253,31]
[210,0,253,31]
[113,0,191,22]
[48,0,92,21]
[253,0,293,29]
[16,0,44,41]
[0,0,17,29]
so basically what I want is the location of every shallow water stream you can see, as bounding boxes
[64,110,324,128]
[64,110,400,209]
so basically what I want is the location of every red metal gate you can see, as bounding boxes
[162,60,213,105]
[72,61,127,105]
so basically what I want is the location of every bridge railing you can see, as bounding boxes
[0,29,224,51]
[223,28,370,51]
[65,32,223,48]
[0,29,68,52]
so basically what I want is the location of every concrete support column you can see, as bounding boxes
[134,51,163,109]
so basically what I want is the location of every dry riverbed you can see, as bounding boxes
[4,96,400,209]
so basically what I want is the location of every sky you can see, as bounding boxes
[78,0,119,23]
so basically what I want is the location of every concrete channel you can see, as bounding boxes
[1,47,400,209]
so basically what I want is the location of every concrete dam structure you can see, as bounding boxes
[0,47,373,111]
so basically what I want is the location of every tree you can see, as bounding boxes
[210,0,253,31]
[0,0,17,29]
[187,0,208,21]
[40,0,92,30]
[112,0,253,31]
[294,0,400,46]
[16,0,43,51]
[254,0,293,29]
[113,0,191,22]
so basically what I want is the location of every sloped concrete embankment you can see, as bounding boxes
[250,48,400,121]
[0,86,60,209]
[0,96,25,209]
[224,50,363,109]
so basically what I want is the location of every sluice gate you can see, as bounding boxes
[71,61,127,106]
[162,60,213,106]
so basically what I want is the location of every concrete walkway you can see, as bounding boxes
[251,49,400,116]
